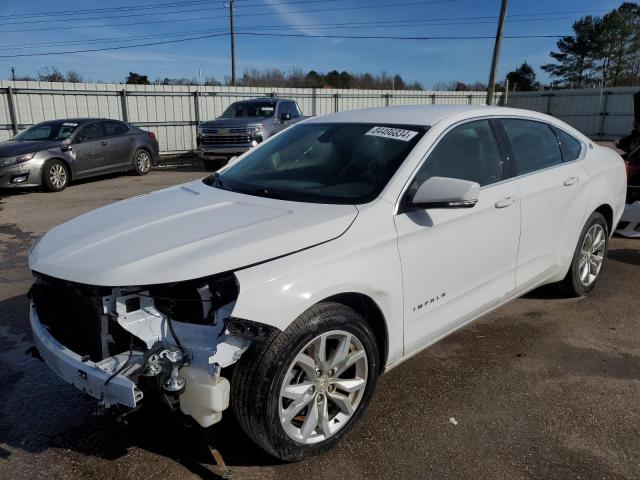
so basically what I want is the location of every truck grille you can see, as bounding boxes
[201,135,252,145]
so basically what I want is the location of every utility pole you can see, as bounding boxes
[486,0,508,106]
[224,0,236,86]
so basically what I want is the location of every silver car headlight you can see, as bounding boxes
[1,152,36,167]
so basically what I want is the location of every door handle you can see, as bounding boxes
[563,176,579,186]
[495,196,516,208]
[129,136,135,141]
[101,141,108,146]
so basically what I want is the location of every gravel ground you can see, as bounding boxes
[0,165,638,480]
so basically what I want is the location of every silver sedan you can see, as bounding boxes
[0,118,160,192]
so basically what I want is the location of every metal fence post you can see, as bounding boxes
[193,90,200,126]
[334,93,339,113]
[120,89,128,123]
[598,91,610,140]
[311,88,317,116]
[468,94,473,105]
[6,87,19,135]
[385,93,391,107]
[431,93,437,104]
[545,93,553,115]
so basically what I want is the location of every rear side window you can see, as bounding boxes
[75,122,105,142]
[555,128,582,161]
[409,119,503,192]
[103,121,129,136]
[502,119,562,175]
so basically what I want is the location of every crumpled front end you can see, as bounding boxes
[29,272,273,427]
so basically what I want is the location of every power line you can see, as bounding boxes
[0,0,344,19]
[0,0,462,32]
[2,16,581,51]
[0,31,572,58]
[0,33,229,58]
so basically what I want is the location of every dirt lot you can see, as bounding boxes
[0,167,639,480]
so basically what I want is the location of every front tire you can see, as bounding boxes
[556,212,609,297]
[231,302,379,461]
[133,149,152,175]
[42,159,69,192]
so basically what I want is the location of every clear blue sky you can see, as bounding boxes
[0,0,626,87]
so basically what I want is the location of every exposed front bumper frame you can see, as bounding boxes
[30,303,143,408]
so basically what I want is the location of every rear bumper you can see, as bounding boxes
[30,303,143,408]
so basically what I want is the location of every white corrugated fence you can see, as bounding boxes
[0,81,500,153]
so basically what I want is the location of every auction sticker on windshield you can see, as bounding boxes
[365,126,419,142]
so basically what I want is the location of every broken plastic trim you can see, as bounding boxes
[225,317,278,341]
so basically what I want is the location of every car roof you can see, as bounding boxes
[39,118,124,124]
[305,104,549,127]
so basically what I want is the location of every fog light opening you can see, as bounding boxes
[11,174,28,184]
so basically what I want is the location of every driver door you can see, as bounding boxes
[394,119,521,354]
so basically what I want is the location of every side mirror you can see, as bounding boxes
[60,144,73,152]
[280,112,292,123]
[400,176,480,213]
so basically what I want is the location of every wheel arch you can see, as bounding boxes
[317,292,389,372]
[44,157,73,180]
[593,203,614,235]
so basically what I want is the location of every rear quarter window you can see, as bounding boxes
[554,128,583,161]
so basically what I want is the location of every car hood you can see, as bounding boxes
[0,140,62,157]
[201,118,265,129]
[29,179,358,286]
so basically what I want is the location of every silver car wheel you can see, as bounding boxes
[578,223,606,286]
[279,330,368,445]
[49,163,67,189]
[136,151,151,173]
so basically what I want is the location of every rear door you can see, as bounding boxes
[395,119,521,353]
[102,121,136,169]
[498,118,587,291]
[71,122,107,177]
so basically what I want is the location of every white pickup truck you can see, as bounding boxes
[197,97,307,170]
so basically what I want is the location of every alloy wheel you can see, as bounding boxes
[279,330,368,445]
[49,163,67,189]
[578,223,606,286]
[136,151,151,173]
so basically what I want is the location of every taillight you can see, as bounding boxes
[148,131,156,141]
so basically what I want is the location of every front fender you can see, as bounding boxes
[230,200,405,365]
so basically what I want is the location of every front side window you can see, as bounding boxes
[13,121,79,141]
[555,128,582,161]
[502,119,563,175]
[206,123,427,204]
[221,101,276,118]
[279,101,300,118]
[75,123,105,142]
[407,120,502,196]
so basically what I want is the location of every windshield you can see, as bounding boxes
[14,121,79,141]
[205,123,427,204]
[221,101,276,118]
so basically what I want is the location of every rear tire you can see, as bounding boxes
[41,159,69,192]
[556,212,609,297]
[133,149,152,175]
[231,302,379,462]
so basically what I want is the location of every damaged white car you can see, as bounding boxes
[29,105,626,461]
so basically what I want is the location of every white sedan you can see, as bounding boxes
[28,105,627,461]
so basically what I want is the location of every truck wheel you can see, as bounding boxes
[231,302,379,461]
[556,212,609,297]
[133,149,152,175]
[42,159,69,192]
